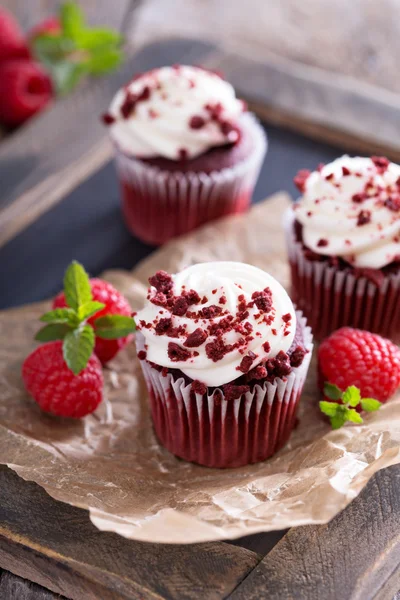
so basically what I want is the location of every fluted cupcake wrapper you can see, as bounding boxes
[113,115,267,245]
[136,314,313,468]
[284,208,400,342]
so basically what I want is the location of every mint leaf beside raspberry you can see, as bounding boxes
[320,382,382,429]
[34,260,136,374]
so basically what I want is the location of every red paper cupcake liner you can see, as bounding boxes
[113,114,267,245]
[136,314,313,468]
[285,209,400,342]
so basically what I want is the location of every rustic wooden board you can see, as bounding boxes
[0,466,260,600]
[228,464,400,600]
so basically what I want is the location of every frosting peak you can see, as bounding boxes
[294,155,400,269]
[103,65,245,160]
[135,262,296,387]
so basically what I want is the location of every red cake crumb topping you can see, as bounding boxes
[137,350,147,360]
[357,210,371,226]
[385,196,400,212]
[183,289,201,305]
[317,238,329,247]
[172,297,188,316]
[282,313,292,323]
[294,169,311,193]
[192,380,207,395]
[289,346,306,367]
[184,328,207,347]
[206,338,232,362]
[325,173,335,181]
[189,115,206,129]
[178,148,188,161]
[251,288,273,313]
[102,113,115,125]
[371,156,390,173]
[219,295,227,304]
[342,166,351,176]
[199,305,222,319]
[352,192,366,203]
[237,354,255,373]
[266,351,291,378]
[149,271,173,293]
[167,342,191,362]
[247,365,267,380]
[263,341,271,353]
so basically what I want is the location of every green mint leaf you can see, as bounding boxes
[85,47,124,75]
[35,323,72,342]
[361,398,382,412]
[40,307,77,324]
[49,60,88,96]
[330,411,347,430]
[75,28,123,50]
[319,401,339,418]
[63,260,92,311]
[63,325,94,375]
[343,385,361,408]
[344,408,364,425]
[94,315,136,339]
[323,382,343,401]
[60,2,85,39]
[32,34,74,63]
[78,301,105,321]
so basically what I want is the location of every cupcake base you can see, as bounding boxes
[285,209,400,342]
[137,314,313,468]
[114,114,267,245]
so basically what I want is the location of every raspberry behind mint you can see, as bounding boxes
[318,327,400,403]
[22,341,103,418]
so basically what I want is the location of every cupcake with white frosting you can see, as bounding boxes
[102,65,266,245]
[286,155,400,341]
[134,262,312,468]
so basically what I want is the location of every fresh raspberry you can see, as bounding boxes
[0,60,53,126]
[29,17,61,40]
[53,279,133,364]
[318,327,400,402]
[22,341,103,418]
[0,8,30,63]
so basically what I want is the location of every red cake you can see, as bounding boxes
[134,262,313,468]
[102,65,266,245]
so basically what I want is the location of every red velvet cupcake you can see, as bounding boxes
[286,156,400,341]
[134,262,313,468]
[102,66,266,245]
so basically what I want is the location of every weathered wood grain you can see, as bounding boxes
[0,466,260,600]
[228,464,400,600]
[0,569,64,600]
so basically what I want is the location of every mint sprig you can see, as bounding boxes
[35,260,136,375]
[320,383,382,430]
[31,2,124,96]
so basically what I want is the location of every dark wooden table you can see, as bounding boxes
[0,20,400,599]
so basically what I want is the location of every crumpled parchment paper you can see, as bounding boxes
[1,192,400,543]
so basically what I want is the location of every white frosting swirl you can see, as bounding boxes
[106,65,244,160]
[135,262,296,387]
[294,155,400,269]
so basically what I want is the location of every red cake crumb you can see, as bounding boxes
[189,115,206,129]
[192,380,207,395]
[325,173,335,181]
[237,354,254,373]
[200,305,222,319]
[219,295,227,304]
[222,383,250,401]
[183,289,201,305]
[137,350,147,360]
[289,346,306,368]
[247,365,267,380]
[352,192,366,203]
[161,367,169,377]
[282,313,292,323]
[178,148,188,161]
[102,113,115,125]
[184,328,207,347]
[172,297,188,316]
[294,169,311,193]
[342,166,351,176]
[266,351,291,377]
[357,210,371,226]
[155,317,173,335]
[385,196,400,212]
[251,288,273,313]
[150,291,168,306]
[263,341,271,353]
[371,156,390,173]
[206,338,232,361]
[317,238,329,247]
[149,271,173,293]
[120,91,136,118]
[167,342,191,362]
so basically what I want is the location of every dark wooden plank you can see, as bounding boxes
[0,569,64,599]
[0,466,261,600]
[228,464,400,600]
